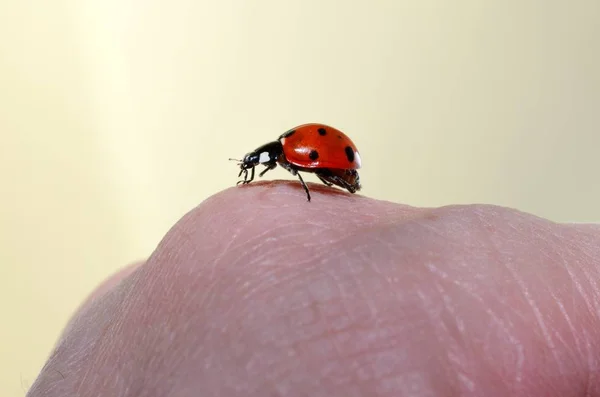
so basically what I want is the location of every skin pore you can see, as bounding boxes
[28,181,600,396]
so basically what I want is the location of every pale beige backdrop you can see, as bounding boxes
[1,0,599,395]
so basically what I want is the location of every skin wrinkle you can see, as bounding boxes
[238,222,331,253]
[564,255,599,313]
[582,328,600,396]
[484,224,594,394]
[192,230,287,313]
[344,233,467,396]
[530,231,582,310]
[285,310,417,394]
[305,304,356,389]
[577,261,600,316]
[425,261,526,385]
[237,290,348,394]
[503,258,565,376]
[206,212,251,281]
[453,208,555,385]
[72,273,147,394]
[313,273,391,382]
[415,285,465,395]
[341,257,383,329]
[103,225,231,394]
[313,269,358,336]
[249,352,296,397]
[551,291,585,362]
[240,260,322,305]
[547,233,600,389]
[420,210,538,391]
[238,278,330,348]
[164,201,287,317]
[423,265,496,393]
[52,277,137,395]
[245,226,446,392]
[556,227,600,318]
[436,282,474,390]
[507,280,563,384]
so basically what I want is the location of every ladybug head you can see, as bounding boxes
[228,152,261,171]
[240,151,260,169]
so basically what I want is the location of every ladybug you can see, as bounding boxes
[232,123,362,201]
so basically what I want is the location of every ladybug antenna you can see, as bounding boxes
[229,158,242,162]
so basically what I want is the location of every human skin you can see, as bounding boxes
[27,181,600,396]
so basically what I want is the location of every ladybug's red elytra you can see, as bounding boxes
[232,123,362,201]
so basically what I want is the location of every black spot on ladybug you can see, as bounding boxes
[281,129,296,138]
[309,150,319,161]
[318,128,327,136]
[345,146,355,162]
[337,135,342,139]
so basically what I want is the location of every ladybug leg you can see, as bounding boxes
[236,168,247,185]
[295,172,311,202]
[279,161,311,201]
[317,175,334,187]
[237,166,255,185]
[334,176,358,193]
[315,169,361,194]
[246,166,255,183]
[259,163,277,178]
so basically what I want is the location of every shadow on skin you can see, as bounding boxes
[234,178,363,200]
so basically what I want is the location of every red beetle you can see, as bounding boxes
[232,123,362,201]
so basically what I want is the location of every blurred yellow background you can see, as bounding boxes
[1,0,599,394]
